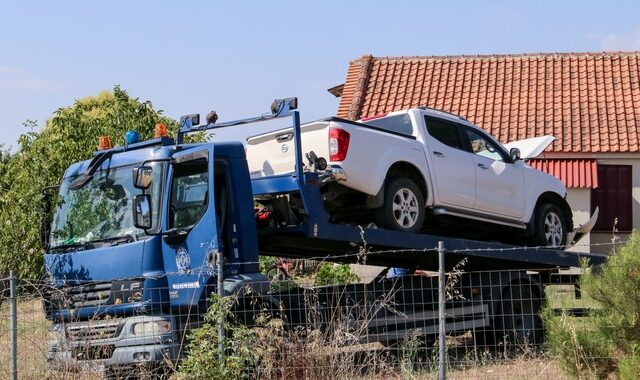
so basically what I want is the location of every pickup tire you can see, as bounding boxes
[375,178,425,233]
[533,203,567,248]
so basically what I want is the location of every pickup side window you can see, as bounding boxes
[365,114,413,135]
[169,158,208,229]
[424,117,464,149]
[465,128,506,162]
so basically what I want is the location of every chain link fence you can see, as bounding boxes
[1,254,613,380]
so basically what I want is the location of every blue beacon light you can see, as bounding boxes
[125,130,141,145]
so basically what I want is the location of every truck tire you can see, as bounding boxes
[533,203,567,248]
[474,282,543,349]
[375,178,425,233]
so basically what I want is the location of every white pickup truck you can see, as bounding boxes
[246,107,595,248]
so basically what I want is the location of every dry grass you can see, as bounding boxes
[0,298,103,380]
[0,298,51,380]
[0,298,572,380]
[436,357,568,380]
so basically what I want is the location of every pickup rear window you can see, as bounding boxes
[364,114,413,136]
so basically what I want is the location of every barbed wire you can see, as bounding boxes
[0,231,628,285]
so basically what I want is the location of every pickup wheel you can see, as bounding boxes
[375,178,425,233]
[533,203,567,248]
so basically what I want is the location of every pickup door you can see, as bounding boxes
[463,127,525,219]
[422,115,525,219]
[422,116,476,208]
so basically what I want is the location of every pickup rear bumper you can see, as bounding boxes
[321,165,347,183]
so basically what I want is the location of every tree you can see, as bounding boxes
[544,232,640,378]
[0,86,178,278]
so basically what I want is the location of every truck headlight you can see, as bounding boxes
[132,320,171,336]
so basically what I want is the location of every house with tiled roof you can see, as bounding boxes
[329,52,640,253]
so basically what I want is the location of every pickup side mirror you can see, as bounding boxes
[509,147,521,162]
[133,194,153,230]
[134,166,153,190]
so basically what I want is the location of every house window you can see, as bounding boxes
[591,165,632,232]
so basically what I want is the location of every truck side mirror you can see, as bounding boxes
[39,215,50,249]
[509,147,521,162]
[39,187,57,250]
[133,194,153,230]
[134,166,153,189]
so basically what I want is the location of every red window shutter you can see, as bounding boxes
[591,165,632,232]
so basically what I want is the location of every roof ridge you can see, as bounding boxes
[367,51,640,61]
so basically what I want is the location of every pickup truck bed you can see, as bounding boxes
[246,117,423,197]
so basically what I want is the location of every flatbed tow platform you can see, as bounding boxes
[252,172,607,274]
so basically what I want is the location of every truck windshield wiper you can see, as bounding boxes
[49,235,137,252]
[88,235,137,246]
[49,241,96,252]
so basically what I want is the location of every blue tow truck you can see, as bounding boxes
[41,98,607,376]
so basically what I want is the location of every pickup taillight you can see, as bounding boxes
[329,127,350,161]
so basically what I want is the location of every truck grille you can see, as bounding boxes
[64,282,112,309]
[66,320,122,342]
[71,344,116,360]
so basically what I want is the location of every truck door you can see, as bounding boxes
[463,128,525,219]
[422,116,476,208]
[162,145,219,307]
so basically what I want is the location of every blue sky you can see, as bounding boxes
[1,1,640,149]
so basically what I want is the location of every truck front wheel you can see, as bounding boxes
[375,178,425,233]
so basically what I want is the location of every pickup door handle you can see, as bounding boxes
[433,151,445,158]
[477,163,489,170]
[275,132,294,143]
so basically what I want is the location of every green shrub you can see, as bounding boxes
[544,231,640,378]
[178,295,257,379]
[313,263,357,286]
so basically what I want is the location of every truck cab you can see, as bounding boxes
[43,134,266,373]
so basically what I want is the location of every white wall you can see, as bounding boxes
[566,188,591,253]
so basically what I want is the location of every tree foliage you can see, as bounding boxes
[0,86,178,277]
[544,232,640,378]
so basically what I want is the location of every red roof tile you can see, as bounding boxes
[527,159,598,188]
[336,52,640,153]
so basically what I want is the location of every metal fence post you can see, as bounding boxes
[216,249,225,361]
[438,242,446,380]
[9,270,18,380]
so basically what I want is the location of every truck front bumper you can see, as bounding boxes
[46,315,180,373]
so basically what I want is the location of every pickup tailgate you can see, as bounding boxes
[247,120,330,177]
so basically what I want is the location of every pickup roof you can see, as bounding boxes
[246,107,595,248]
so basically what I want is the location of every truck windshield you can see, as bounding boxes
[49,162,164,249]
